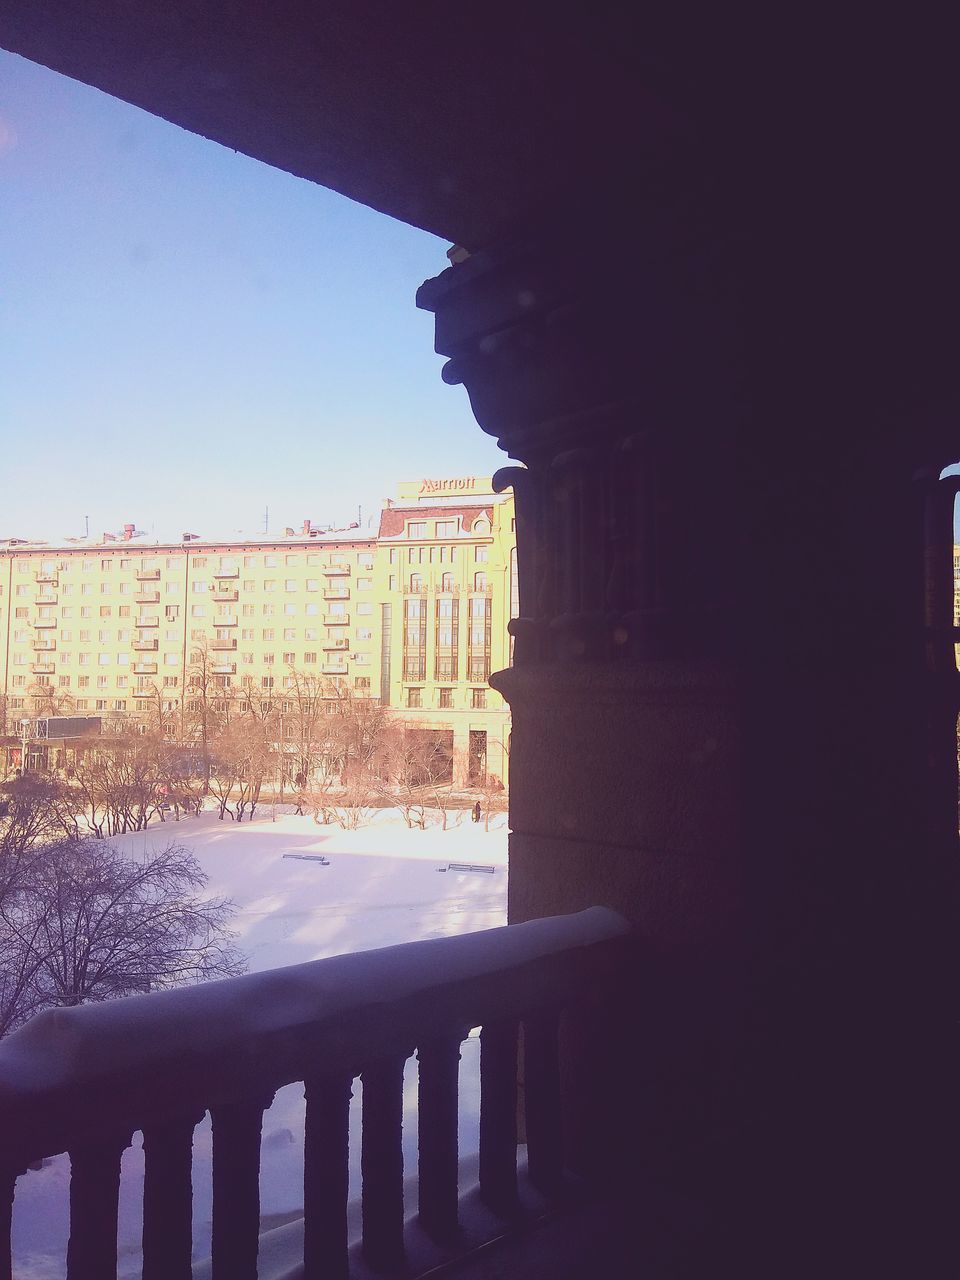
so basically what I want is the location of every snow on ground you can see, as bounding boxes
[10,807,508,1279]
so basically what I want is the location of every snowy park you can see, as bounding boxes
[9,807,509,1279]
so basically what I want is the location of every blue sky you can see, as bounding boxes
[0,51,502,542]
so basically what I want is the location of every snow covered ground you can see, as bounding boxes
[10,807,508,1279]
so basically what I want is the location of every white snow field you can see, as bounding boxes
[9,807,508,1279]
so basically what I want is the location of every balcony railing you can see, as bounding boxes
[30,663,55,675]
[322,663,349,675]
[211,639,238,651]
[133,663,158,675]
[323,586,350,600]
[213,615,238,627]
[136,615,160,628]
[324,613,349,626]
[323,563,351,576]
[135,569,161,581]
[135,591,160,604]
[0,908,627,1280]
[34,594,58,606]
[212,663,237,675]
[212,588,239,602]
[33,618,56,629]
[32,639,55,652]
[213,568,239,579]
[34,570,58,584]
[133,640,158,651]
[323,638,350,650]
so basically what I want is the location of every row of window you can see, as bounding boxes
[10,552,374,572]
[406,687,487,709]
[8,601,375,623]
[389,544,488,563]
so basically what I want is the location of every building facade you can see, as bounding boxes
[0,480,515,786]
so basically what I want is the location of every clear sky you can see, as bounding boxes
[0,50,504,543]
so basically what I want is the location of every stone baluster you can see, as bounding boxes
[361,1054,407,1271]
[478,1019,519,1215]
[303,1072,354,1280]
[141,1111,205,1280]
[66,1129,133,1280]
[417,1034,463,1242]
[210,1094,274,1280]
[0,1163,20,1280]
[523,1011,564,1195]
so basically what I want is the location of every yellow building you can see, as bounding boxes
[374,479,515,786]
[0,480,515,787]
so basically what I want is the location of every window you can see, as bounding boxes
[191,605,206,617]
[97,675,109,688]
[410,573,424,591]
[99,605,111,617]
[77,676,90,688]
[164,629,177,642]
[441,572,455,592]
[261,676,274,689]
[119,581,131,594]
[390,548,399,565]
[356,601,372,615]
[389,575,398,591]
[264,555,278,567]
[356,628,372,640]
[100,582,111,595]
[407,687,422,708]
[263,604,276,616]
[285,579,297,591]
[475,545,488,562]
[264,580,276,592]
[81,584,92,596]
[244,555,257,568]
[471,688,487,709]
[357,577,372,590]
[59,675,71,688]
[283,651,296,664]
[165,605,179,620]
[436,520,457,538]
[101,559,112,571]
[474,572,488,591]
[304,651,317,664]
[163,676,179,687]
[241,628,255,640]
[306,579,319,592]
[98,653,110,666]
[408,522,426,538]
[119,606,131,619]
[192,580,207,593]
[263,653,275,665]
[305,603,319,615]
[117,676,128,688]
[284,603,296,616]
[284,627,296,640]
[192,556,207,568]
[354,676,371,691]
[263,628,275,641]
[242,604,255,617]
[166,556,180,569]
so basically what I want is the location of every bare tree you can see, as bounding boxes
[26,680,76,718]
[0,838,245,1037]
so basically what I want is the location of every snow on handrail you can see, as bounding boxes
[0,907,629,1161]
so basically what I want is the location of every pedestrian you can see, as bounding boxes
[472,800,481,824]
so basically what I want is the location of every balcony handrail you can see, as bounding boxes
[0,908,628,1277]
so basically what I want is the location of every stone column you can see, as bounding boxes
[417,220,746,1209]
